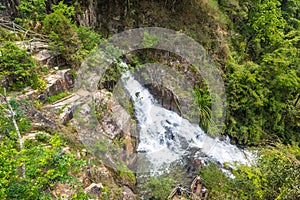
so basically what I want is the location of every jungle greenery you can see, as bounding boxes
[199,144,300,200]
[141,176,176,199]
[0,98,88,199]
[0,42,45,91]
[0,0,299,199]
[222,0,299,145]
[4,0,298,146]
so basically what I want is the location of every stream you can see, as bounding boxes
[121,71,252,176]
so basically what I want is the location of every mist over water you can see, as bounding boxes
[122,71,251,174]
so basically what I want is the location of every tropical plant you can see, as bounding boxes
[193,86,211,132]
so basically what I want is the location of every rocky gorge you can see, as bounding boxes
[1,0,299,199]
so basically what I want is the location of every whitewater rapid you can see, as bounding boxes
[122,71,251,173]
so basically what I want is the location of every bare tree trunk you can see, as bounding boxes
[0,88,25,178]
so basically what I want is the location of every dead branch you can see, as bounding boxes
[0,88,25,178]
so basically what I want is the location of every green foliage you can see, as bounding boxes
[35,132,50,143]
[0,2,5,9]
[226,43,300,145]
[100,62,132,91]
[0,99,86,199]
[0,98,31,137]
[42,2,102,68]
[76,26,103,52]
[43,8,80,68]
[193,86,211,132]
[200,144,300,200]
[116,162,136,185]
[229,0,286,60]
[17,0,46,22]
[248,0,286,47]
[51,1,75,19]
[142,176,176,199]
[254,144,300,199]
[100,187,109,199]
[33,100,43,110]
[47,91,71,103]
[0,28,17,43]
[0,134,86,199]
[199,162,236,199]
[281,0,300,32]
[0,42,44,91]
[223,0,300,145]
[142,31,159,48]
[226,61,268,144]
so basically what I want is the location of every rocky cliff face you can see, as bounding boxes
[17,66,137,198]
[76,0,191,36]
[77,0,134,35]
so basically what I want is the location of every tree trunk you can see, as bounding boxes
[0,89,26,178]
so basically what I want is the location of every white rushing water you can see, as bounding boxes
[122,71,251,173]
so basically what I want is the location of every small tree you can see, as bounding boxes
[0,42,43,91]
[43,2,80,68]
[17,0,47,22]
[142,176,176,199]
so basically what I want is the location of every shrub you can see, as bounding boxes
[17,0,47,22]
[0,42,43,91]
[43,5,80,68]
[142,176,176,199]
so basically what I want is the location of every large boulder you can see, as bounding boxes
[134,64,200,124]
[42,69,74,101]
[42,92,83,125]
[17,69,74,103]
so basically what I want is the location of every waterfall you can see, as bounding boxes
[121,71,252,174]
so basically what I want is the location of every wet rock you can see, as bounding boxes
[17,69,74,103]
[134,65,199,123]
[93,90,131,140]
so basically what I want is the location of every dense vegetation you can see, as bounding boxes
[0,98,87,199]
[199,144,300,200]
[0,1,104,198]
[0,42,45,91]
[0,0,299,199]
[222,0,300,146]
